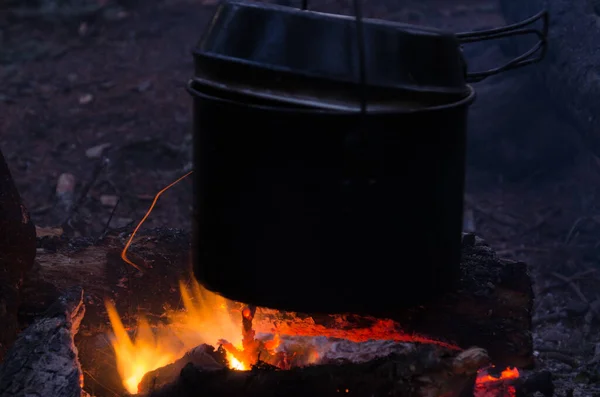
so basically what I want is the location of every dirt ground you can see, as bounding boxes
[3,0,600,396]
[0,0,506,237]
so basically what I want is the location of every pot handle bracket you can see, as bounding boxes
[458,10,549,83]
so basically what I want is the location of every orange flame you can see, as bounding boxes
[474,366,520,397]
[106,278,246,394]
[475,366,519,385]
[105,301,179,393]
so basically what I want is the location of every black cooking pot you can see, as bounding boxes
[189,0,548,316]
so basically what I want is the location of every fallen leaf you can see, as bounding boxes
[35,226,63,238]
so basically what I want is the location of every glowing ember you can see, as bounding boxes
[252,310,460,349]
[476,366,519,384]
[474,366,520,397]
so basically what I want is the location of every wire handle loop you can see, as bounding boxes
[457,10,549,83]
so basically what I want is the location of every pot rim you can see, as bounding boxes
[186,79,476,115]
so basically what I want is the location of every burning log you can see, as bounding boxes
[252,234,534,368]
[0,148,37,360]
[143,345,491,397]
[0,286,88,397]
[138,344,229,392]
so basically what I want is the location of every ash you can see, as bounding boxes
[270,335,415,364]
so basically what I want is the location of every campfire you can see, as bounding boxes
[98,173,478,396]
[105,276,524,397]
[0,171,553,397]
[0,213,550,397]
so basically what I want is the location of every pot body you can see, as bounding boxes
[191,82,473,316]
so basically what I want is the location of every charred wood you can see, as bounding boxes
[253,235,534,368]
[144,346,490,397]
[139,344,229,393]
[0,286,88,397]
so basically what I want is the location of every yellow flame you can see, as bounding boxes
[106,279,245,394]
[227,353,247,371]
[106,302,178,394]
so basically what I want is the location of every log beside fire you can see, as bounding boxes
[0,286,88,397]
[14,228,533,396]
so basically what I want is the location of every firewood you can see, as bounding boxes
[21,229,533,395]
[142,345,490,397]
[138,344,229,393]
[0,286,88,397]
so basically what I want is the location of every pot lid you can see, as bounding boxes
[193,0,470,97]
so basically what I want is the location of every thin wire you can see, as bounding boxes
[352,0,367,115]
[121,170,194,271]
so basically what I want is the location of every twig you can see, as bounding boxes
[564,216,600,245]
[61,158,109,228]
[95,196,121,244]
[587,354,600,366]
[538,269,597,294]
[550,272,594,311]
[565,217,585,244]
[550,272,600,334]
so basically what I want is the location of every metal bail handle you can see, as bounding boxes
[457,10,549,83]
[296,0,369,115]
[293,0,371,192]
